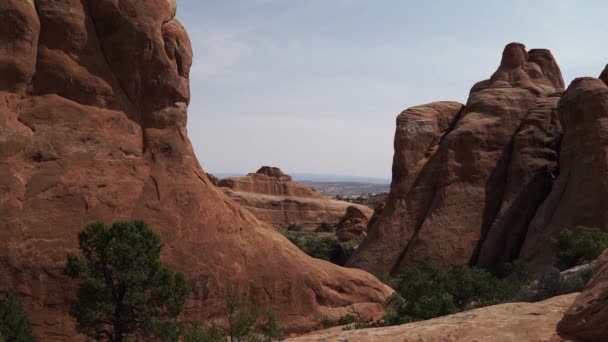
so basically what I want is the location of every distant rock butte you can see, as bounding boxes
[349,42,573,275]
[0,1,390,339]
[287,293,578,342]
[219,166,322,198]
[219,166,373,229]
[336,206,370,242]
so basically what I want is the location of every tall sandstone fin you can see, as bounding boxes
[520,75,608,269]
[349,43,565,275]
[0,1,391,339]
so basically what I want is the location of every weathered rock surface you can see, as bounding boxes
[288,293,578,342]
[205,172,220,186]
[0,1,390,339]
[219,167,373,229]
[349,43,566,275]
[520,76,608,269]
[558,249,608,341]
[336,206,370,242]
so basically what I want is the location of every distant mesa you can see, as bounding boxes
[217,166,373,230]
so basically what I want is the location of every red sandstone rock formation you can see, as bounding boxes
[519,76,608,269]
[219,166,322,198]
[558,249,608,341]
[219,167,373,229]
[349,43,565,275]
[205,173,220,186]
[336,206,370,242]
[0,1,390,339]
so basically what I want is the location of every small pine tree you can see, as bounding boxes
[0,290,36,342]
[65,220,190,342]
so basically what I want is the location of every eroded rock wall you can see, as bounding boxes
[0,1,390,339]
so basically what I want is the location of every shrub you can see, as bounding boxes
[184,323,226,342]
[283,231,355,266]
[183,295,281,342]
[315,222,334,233]
[65,221,190,341]
[550,226,608,270]
[387,261,521,323]
[0,290,36,342]
[286,223,302,231]
[511,266,591,302]
[218,294,282,342]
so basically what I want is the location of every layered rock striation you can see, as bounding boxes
[219,167,373,230]
[0,1,390,339]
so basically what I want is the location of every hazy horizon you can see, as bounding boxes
[177,0,608,179]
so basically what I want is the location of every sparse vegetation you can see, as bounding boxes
[512,266,592,302]
[184,294,282,342]
[65,221,190,342]
[381,261,523,324]
[550,226,608,270]
[286,223,302,231]
[315,222,334,233]
[0,290,36,342]
[282,230,355,266]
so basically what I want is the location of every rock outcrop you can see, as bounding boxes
[288,293,578,342]
[219,166,322,198]
[519,76,608,268]
[336,206,370,242]
[349,43,566,275]
[0,1,391,339]
[205,172,220,186]
[219,167,373,229]
[558,249,608,341]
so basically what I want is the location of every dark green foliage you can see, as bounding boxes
[65,221,190,342]
[511,266,592,302]
[286,223,302,231]
[182,296,281,342]
[282,231,355,266]
[224,295,283,342]
[184,323,226,342]
[315,222,334,233]
[0,290,36,342]
[337,314,356,326]
[550,226,608,270]
[386,261,521,323]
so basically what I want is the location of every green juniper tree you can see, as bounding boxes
[65,220,190,342]
[0,290,36,342]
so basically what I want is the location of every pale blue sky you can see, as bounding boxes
[177,0,608,179]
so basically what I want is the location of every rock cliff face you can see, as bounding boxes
[219,167,373,229]
[0,1,390,339]
[349,43,566,275]
[558,249,608,341]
